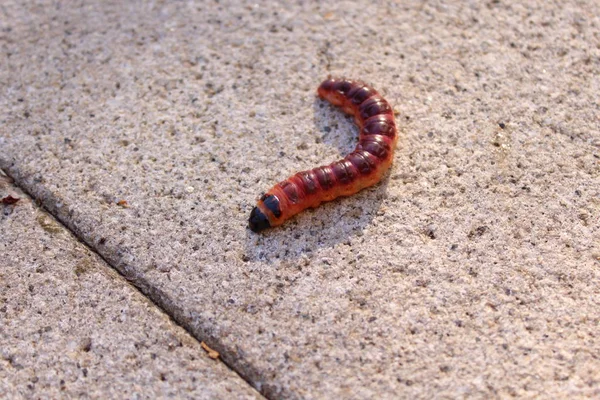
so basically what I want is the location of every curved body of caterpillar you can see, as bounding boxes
[249,78,398,232]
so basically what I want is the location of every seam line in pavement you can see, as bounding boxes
[1,166,269,400]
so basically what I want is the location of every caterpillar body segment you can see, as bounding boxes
[249,78,398,232]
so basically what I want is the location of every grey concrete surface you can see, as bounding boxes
[0,174,262,399]
[1,0,599,398]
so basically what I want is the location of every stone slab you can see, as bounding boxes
[0,174,262,399]
[1,0,599,398]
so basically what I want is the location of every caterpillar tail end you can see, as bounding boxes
[249,207,271,232]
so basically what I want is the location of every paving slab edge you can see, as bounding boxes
[0,165,272,399]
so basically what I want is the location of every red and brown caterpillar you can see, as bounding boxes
[249,77,398,232]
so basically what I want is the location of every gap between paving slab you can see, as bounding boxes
[0,168,272,398]
[0,170,264,399]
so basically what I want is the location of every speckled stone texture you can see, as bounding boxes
[0,175,262,399]
[1,0,599,398]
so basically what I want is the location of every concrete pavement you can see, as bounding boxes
[1,0,599,398]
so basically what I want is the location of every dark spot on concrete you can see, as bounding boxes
[81,337,92,352]
[36,215,62,234]
[74,261,92,276]
[425,227,436,239]
[468,225,488,239]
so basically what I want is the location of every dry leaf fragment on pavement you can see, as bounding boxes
[2,195,20,205]
[201,341,219,359]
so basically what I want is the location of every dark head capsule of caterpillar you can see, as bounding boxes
[249,206,271,232]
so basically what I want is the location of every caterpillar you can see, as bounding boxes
[249,77,398,232]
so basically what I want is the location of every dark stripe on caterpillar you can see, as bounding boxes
[363,115,396,137]
[249,77,398,232]
[359,97,392,120]
[359,136,391,159]
[346,151,376,175]
[314,166,335,191]
[348,85,378,105]
[261,194,282,218]
[331,159,357,185]
[297,171,318,195]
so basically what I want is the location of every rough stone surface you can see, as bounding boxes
[1,0,599,398]
[0,174,261,399]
